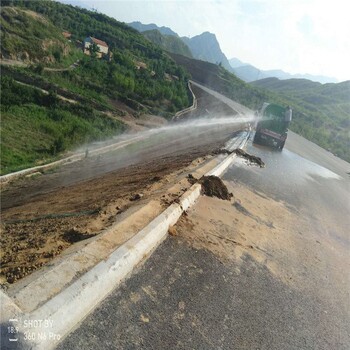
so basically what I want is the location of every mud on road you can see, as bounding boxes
[0,134,236,286]
[0,77,249,287]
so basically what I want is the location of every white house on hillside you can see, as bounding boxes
[83,36,109,58]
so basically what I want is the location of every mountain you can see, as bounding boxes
[228,57,247,68]
[128,21,178,37]
[141,29,193,58]
[130,21,338,84]
[232,65,268,82]
[128,22,233,74]
[263,69,338,84]
[229,60,338,84]
[181,32,233,72]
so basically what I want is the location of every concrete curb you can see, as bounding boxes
[31,184,202,350]
[0,131,249,350]
[208,131,249,177]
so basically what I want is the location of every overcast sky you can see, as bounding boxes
[61,0,350,82]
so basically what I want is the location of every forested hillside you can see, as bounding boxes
[0,0,192,174]
[142,29,193,58]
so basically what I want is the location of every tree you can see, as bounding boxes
[89,42,100,58]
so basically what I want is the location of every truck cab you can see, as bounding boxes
[253,103,292,150]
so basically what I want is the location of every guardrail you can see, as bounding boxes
[172,81,197,121]
[0,135,145,185]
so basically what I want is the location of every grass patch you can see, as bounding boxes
[0,77,126,175]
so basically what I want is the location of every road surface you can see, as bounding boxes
[58,127,350,349]
[1,84,251,286]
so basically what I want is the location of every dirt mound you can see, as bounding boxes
[234,149,265,168]
[211,148,265,168]
[62,229,96,244]
[199,176,233,201]
[211,148,230,156]
[186,173,197,185]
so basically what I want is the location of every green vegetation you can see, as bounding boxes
[0,6,77,64]
[142,29,193,58]
[1,1,191,115]
[252,78,350,161]
[2,0,347,175]
[169,53,270,107]
[170,53,350,162]
[1,1,193,174]
[1,76,125,175]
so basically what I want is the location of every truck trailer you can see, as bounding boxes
[253,103,292,150]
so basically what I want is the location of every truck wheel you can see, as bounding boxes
[278,140,285,151]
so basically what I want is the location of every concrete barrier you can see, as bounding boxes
[172,81,197,121]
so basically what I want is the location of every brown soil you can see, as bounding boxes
[212,148,265,168]
[0,77,247,286]
[0,142,225,286]
[234,149,265,167]
[175,179,349,299]
[199,175,233,200]
[174,180,295,273]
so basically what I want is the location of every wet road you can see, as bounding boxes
[229,130,349,224]
[57,127,350,349]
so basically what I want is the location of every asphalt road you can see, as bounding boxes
[57,126,350,349]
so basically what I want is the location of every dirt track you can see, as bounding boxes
[0,85,247,285]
